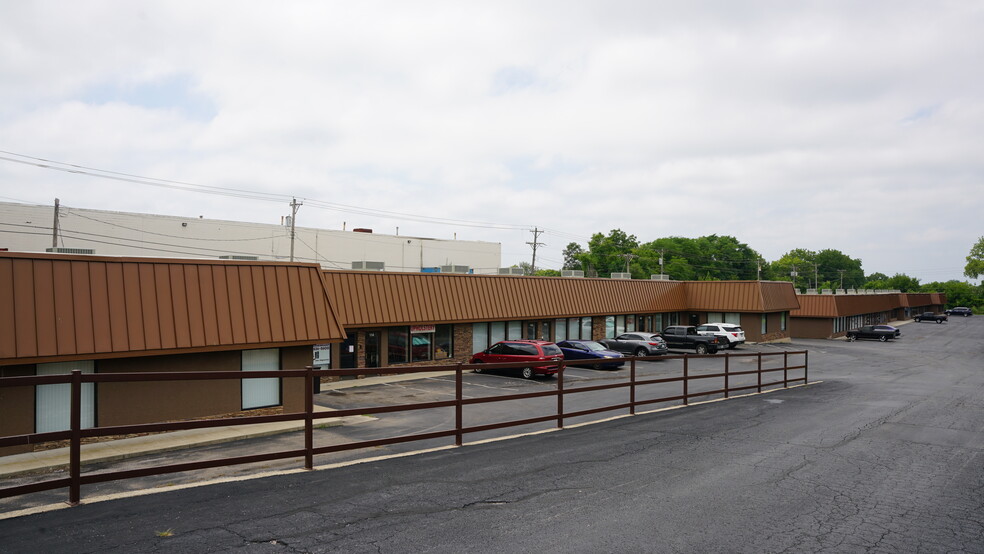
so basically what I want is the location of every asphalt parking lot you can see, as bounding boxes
[2,316,983,552]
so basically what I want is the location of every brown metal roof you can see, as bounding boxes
[0,252,346,365]
[792,293,903,318]
[683,281,801,313]
[322,272,799,327]
[322,271,691,326]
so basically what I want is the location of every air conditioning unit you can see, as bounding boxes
[441,265,471,274]
[611,272,632,279]
[650,274,670,280]
[352,261,385,271]
[498,267,525,275]
[45,247,95,255]
[561,270,584,278]
[822,289,833,295]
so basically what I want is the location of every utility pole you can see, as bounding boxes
[757,258,763,280]
[619,253,637,274]
[790,265,799,288]
[51,198,60,248]
[814,263,819,289]
[288,198,302,262]
[526,227,545,275]
[838,269,847,289]
[659,250,665,276]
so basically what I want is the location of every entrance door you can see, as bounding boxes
[365,332,380,368]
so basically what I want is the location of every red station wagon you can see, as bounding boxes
[470,340,563,379]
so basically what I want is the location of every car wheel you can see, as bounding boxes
[937,320,943,324]
[634,347,647,357]
[728,342,737,350]
[878,335,887,342]
[472,361,483,374]
[695,343,708,355]
[521,367,535,379]
[592,362,603,370]
[849,335,856,342]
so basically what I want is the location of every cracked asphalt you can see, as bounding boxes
[2,317,983,553]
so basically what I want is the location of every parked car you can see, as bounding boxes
[470,340,563,379]
[556,340,625,369]
[597,333,669,357]
[872,324,901,337]
[696,323,745,349]
[945,307,973,317]
[913,312,947,323]
[846,325,897,342]
[661,326,721,354]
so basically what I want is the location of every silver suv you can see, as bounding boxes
[696,323,745,349]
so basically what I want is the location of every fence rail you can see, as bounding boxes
[1,350,808,506]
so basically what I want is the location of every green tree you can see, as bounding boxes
[814,249,864,289]
[770,249,816,290]
[577,229,639,277]
[636,235,763,281]
[865,272,889,282]
[887,273,921,292]
[965,237,984,279]
[920,280,982,308]
[562,242,585,271]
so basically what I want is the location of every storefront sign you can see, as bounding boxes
[410,324,436,334]
[312,344,332,366]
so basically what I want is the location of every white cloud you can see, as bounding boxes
[0,0,982,283]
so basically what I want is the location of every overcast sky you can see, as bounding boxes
[1,1,981,283]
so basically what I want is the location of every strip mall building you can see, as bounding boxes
[0,252,945,454]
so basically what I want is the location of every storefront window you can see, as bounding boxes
[472,323,488,353]
[434,324,453,359]
[605,316,615,338]
[581,317,593,340]
[507,320,522,339]
[555,319,567,341]
[626,315,636,332]
[389,327,409,364]
[490,321,506,344]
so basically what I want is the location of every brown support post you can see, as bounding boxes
[683,355,689,406]
[304,366,314,470]
[783,351,789,388]
[724,352,730,399]
[455,363,463,446]
[69,369,82,506]
[630,358,636,415]
[804,350,809,383]
[757,352,763,393]
[557,362,565,429]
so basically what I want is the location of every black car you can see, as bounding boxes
[945,307,973,317]
[847,325,897,342]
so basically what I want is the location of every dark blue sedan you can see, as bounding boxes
[556,340,625,370]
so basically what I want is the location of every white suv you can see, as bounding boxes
[696,323,745,349]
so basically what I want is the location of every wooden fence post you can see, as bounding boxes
[724,352,730,399]
[455,363,463,446]
[683,355,689,406]
[304,366,314,470]
[69,369,82,505]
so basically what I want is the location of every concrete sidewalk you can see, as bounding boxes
[0,370,459,479]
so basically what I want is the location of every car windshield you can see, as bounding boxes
[580,341,607,351]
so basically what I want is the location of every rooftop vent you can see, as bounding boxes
[46,247,95,255]
[353,228,373,233]
[219,255,259,261]
[822,288,833,295]
[650,274,671,280]
[352,261,385,271]
[441,265,471,274]
[610,272,632,279]
[805,289,818,295]
[562,270,585,278]
[498,267,525,276]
